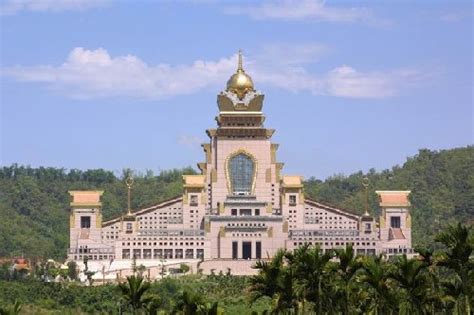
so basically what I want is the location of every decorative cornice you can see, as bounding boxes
[206,129,217,138]
[70,202,101,208]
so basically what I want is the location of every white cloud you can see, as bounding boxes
[3,47,236,99]
[178,135,204,149]
[2,45,428,100]
[439,10,472,23]
[223,0,390,26]
[0,0,110,15]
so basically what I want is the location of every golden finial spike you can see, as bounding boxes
[125,176,134,215]
[237,49,243,72]
[362,177,370,216]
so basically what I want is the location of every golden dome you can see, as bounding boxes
[226,50,255,99]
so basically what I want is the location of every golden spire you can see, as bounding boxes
[226,49,255,100]
[125,176,134,216]
[362,177,370,216]
[237,49,243,72]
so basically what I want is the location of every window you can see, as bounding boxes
[256,241,262,259]
[190,194,198,206]
[364,223,371,234]
[391,216,401,228]
[81,216,91,228]
[231,209,237,216]
[254,209,260,216]
[240,209,252,216]
[126,222,133,234]
[229,153,254,195]
[232,241,238,259]
[242,242,252,259]
[289,195,297,206]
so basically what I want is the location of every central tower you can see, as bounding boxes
[197,52,288,259]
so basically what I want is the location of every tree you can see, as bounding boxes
[330,244,362,315]
[388,255,434,314]
[435,223,473,315]
[250,249,297,314]
[173,290,205,315]
[357,255,397,315]
[198,301,224,315]
[137,264,147,277]
[180,264,190,275]
[0,300,22,315]
[290,244,333,314]
[118,275,153,313]
[67,261,78,281]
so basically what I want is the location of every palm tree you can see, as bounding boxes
[435,223,473,315]
[197,302,224,315]
[330,244,362,315]
[290,244,333,314]
[388,255,434,314]
[441,277,466,315]
[173,290,206,315]
[415,247,448,314]
[0,300,22,315]
[356,255,397,315]
[249,249,297,314]
[119,275,153,314]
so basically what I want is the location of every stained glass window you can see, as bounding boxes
[229,153,254,195]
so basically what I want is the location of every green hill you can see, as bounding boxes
[0,146,472,259]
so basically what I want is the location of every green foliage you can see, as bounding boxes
[0,275,257,314]
[67,261,78,281]
[0,165,196,260]
[305,146,474,248]
[180,264,190,275]
[0,300,22,315]
[118,275,154,313]
[250,224,473,315]
[0,224,471,314]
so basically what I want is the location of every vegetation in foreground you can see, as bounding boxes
[0,223,472,314]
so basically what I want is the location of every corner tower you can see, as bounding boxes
[199,52,287,259]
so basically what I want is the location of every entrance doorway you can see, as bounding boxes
[242,241,252,259]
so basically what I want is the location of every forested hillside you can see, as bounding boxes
[0,146,472,260]
[0,167,197,259]
[304,146,474,248]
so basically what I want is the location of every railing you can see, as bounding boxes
[289,229,360,238]
[225,226,267,231]
[208,215,283,222]
[138,229,205,237]
[68,248,114,254]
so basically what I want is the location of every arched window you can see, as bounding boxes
[229,153,254,195]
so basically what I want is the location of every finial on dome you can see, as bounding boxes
[226,49,255,100]
[237,49,243,72]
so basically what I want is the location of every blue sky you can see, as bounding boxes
[0,0,472,179]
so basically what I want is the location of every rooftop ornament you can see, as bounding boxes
[125,176,134,216]
[362,177,370,217]
[226,49,255,100]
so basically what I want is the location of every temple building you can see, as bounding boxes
[68,52,413,275]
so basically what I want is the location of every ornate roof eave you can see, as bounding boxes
[218,111,264,115]
[206,129,217,138]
